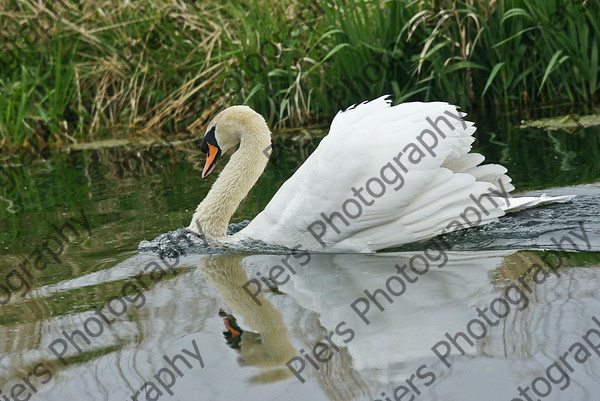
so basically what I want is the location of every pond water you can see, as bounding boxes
[0,115,599,401]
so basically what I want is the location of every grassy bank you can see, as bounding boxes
[0,0,599,154]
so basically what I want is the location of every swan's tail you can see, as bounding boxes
[499,194,576,213]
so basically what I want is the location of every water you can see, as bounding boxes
[0,117,599,401]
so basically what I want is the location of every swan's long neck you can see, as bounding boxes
[189,126,271,239]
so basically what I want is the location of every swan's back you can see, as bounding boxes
[234,98,549,252]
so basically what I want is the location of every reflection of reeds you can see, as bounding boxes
[315,345,372,401]
[484,249,600,386]
[492,250,551,285]
[1,0,598,151]
[477,117,600,190]
[492,249,600,286]
[0,261,215,394]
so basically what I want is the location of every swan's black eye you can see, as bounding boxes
[201,125,217,153]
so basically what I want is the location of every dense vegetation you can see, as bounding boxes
[0,0,598,152]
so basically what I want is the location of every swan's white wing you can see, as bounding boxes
[235,98,570,251]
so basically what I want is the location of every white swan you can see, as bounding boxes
[188,97,574,252]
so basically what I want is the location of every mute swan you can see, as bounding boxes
[188,97,574,252]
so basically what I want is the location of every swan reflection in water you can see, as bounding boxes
[200,254,297,384]
[199,249,600,401]
[3,249,598,401]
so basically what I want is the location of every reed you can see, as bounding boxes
[0,0,598,152]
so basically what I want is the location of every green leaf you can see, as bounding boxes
[590,37,598,94]
[243,84,265,103]
[481,62,505,98]
[305,43,350,76]
[539,50,569,93]
[501,8,533,22]
[442,61,486,74]
[493,28,538,48]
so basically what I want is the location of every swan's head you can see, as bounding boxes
[200,105,270,179]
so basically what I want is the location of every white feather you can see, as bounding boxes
[231,98,574,251]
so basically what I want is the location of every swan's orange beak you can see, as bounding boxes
[202,143,221,179]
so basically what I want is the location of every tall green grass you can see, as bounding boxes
[0,0,598,154]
